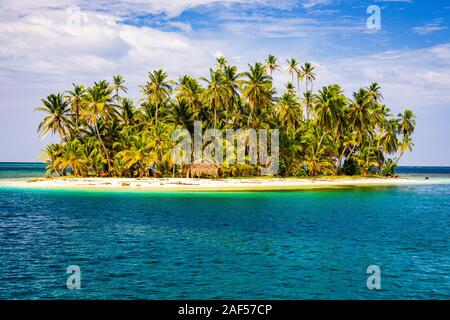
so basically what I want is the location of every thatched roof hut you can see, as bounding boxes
[184,162,222,178]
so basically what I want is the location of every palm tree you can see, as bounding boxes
[277,92,301,129]
[116,132,155,178]
[60,139,87,176]
[200,69,227,128]
[302,90,313,121]
[398,109,416,136]
[287,58,299,83]
[313,85,346,139]
[40,144,63,177]
[393,135,414,167]
[176,75,203,114]
[285,82,296,94]
[366,82,383,102]
[66,84,86,130]
[81,83,114,173]
[112,75,128,101]
[215,56,228,71]
[300,62,316,92]
[265,54,280,77]
[169,98,195,130]
[36,93,70,141]
[349,88,375,148]
[141,69,172,125]
[222,65,241,124]
[118,98,136,126]
[240,63,273,126]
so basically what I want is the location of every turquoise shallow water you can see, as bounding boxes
[0,163,449,299]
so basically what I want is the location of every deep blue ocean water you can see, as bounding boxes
[0,163,449,299]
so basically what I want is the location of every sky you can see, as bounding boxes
[0,0,449,165]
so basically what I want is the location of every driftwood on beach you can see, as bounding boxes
[183,162,222,178]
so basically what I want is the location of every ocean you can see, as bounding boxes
[0,163,449,299]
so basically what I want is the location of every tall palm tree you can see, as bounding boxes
[302,90,313,121]
[222,65,241,124]
[66,84,86,131]
[287,58,299,86]
[81,84,114,173]
[112,75,128,101]
[240,63,273,126]
[300,62,316,92]
[141,69,172,125]
[265,54,280,77]
[200,69,227,128]
[36,93,70,141]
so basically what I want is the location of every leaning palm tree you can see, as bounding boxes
[392,134,414,168]
[141,69,172,125]
[265,54,280,77]
[200,69,227,128]
[36,93,70,141]
[40,144,63,177]
[240,63,273,126]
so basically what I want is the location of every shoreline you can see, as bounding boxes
[0,176,438,192]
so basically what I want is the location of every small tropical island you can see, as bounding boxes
[30,55,417,190]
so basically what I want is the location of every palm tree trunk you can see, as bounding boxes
[247,107,254,127]
[337,146,348,174]
[94,121,111,174]
[75,103,79,130]
[155,102,159,125]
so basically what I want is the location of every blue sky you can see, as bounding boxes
[0,0,449,165]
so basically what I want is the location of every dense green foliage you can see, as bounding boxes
[36,56,415,178]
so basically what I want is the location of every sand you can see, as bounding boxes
[1,176,436,191]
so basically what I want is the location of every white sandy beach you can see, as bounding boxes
[1,176,437,191]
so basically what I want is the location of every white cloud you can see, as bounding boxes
[412,19,448,35]
[0,0,295,19]
[302,0,331,9]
